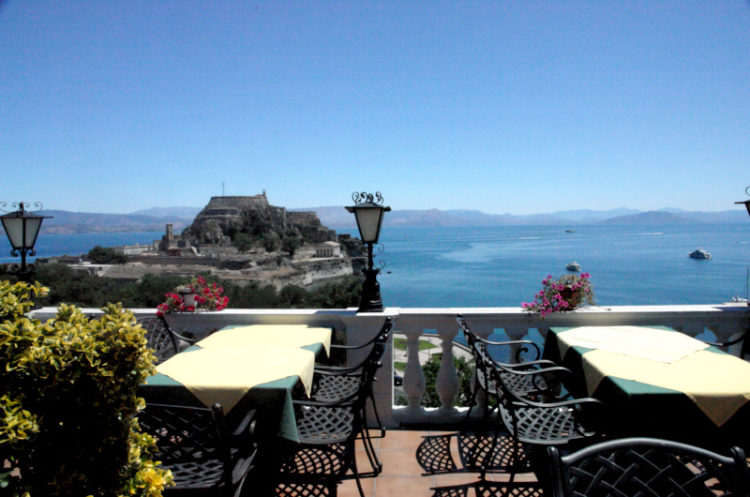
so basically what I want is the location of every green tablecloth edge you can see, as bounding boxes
[141,373,301,443]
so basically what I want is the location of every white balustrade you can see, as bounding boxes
[28,303,750,429]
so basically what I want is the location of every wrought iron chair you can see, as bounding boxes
[547,437,749,497]
[138,402,258,497]
[137,315,199,364]
[137,316,179,364]
[305,318,393,477]
[457,315,571,422]
[482,344,602,482]
[313,317,393,438]
[279,339,388,497]
[706,326,750,360]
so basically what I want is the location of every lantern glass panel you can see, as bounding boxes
[23,216,44,248]
[1,215,25,250]
[355,207,384,243]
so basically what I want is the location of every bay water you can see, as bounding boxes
[3,224,750,308]
[371,224,750,308]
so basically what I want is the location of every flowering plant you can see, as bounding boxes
[156,276,229,316]
[522,272,595,317]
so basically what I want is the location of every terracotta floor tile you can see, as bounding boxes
[372,475,436,497]
[432,473,482,486]
[338,477,376,497]
[379,429,426,451]
[380,449,428,477]
[268,430,528,497]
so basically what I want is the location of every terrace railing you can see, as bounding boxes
[30,303,750,428]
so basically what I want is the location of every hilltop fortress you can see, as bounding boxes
[77,193,364,288]
[182,192,338,246]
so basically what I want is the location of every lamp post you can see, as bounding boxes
[1,201,51,282]
[346,192,391,312]
[737,187,750,306]
[736,186,750,218]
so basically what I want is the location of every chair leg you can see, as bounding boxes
[348,439,367,497]
[359,421,383,476]
[367,390,386,439]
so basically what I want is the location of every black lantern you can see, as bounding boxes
[346,192,391,312]
[1,201,51,281]
[737,187,750,306]
[736,186,750,218]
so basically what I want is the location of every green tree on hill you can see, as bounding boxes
[232,232,255,253]
[282,234,301,257]
[87,245,127,264]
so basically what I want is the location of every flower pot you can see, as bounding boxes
[177,289,198,308]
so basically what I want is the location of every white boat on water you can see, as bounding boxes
[689,248,712,260]
[566,261,582,272]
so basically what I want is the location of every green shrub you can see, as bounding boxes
[88,245,127,264]
[0,280,171,497]
[232,232,255,253]
[261,232,280,252]
[281,234,301,257]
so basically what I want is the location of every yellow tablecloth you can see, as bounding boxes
[581,348,750,426]
[557,325,708,363]
[200,324,332,357]
[556,326,750,426]
[156,343,316,414]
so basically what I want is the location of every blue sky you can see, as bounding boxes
[1,1,749,215]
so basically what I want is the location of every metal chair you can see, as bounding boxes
[482,344,602,482]
[137,316,180,364]
[279,340,388,497]
[138,402,258,497]
[706,326,750,360]
[137,315,199,364]
[305,318,392,477]
[547,437,749,497]
[458,315,571,422]
[313,317,393,439]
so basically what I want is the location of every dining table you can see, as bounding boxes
[139,323,332,443]
[544,325,750,450]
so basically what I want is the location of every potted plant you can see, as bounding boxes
[156,276,229,316]
[522,272,595,317]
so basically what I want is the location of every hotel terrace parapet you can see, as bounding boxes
[30,302,750,428]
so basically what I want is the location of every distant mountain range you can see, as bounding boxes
[308,206,747,228]
[39,209,197,234]
[37,206,747,234]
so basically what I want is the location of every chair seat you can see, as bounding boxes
[502,405,587,445]
[296,405,355,444]
[311,374,360,402]
[166,459,225,490]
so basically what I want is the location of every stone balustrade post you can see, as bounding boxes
[434,317,461,411]
[393,316,427,413]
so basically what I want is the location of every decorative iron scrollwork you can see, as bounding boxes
[745,186,750,197]
[351,191,384,205]
[0,201,43,213]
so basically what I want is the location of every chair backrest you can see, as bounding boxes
[137,316,179,364]
[547,437,749,497]
[138,402,234,490]
[457,315,497,393]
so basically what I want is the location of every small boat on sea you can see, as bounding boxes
[566,261,582,272]
[689,248,712,260]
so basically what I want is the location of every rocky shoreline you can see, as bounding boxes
[48,193,366,289]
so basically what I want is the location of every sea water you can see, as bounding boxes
[3,224,750,307]
[370,224,750,308]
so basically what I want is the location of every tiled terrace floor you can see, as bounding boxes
[335,430,543,497]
